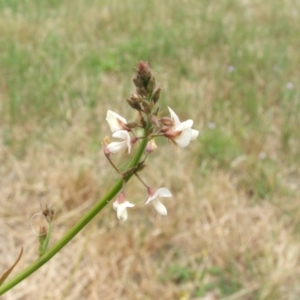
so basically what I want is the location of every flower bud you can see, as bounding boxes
[153,106,160,116]
[149,114,159,127]
[140,114,146,128]
[135,61,157,95]
[137,61,151,82]
[160,125,172,133]
[130,92,143,103]
[146,139,157,154]
[126,98,142,111]
[125,122,138,129]
[146,75,156,94]
[41,204,55,223]
[131,136,138,146]
[142,99,153,114]
[136,87,148,97]
[164,130,182,139]
[132,76,140,88]
[151,87,161,104]
[160,117,174,126]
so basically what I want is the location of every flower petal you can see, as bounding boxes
[167,107,181,127]
[112,130,130,139]
[125,201,135,208]
[114,200,134,221]
[153,187,172,199]
[166,108,198,147]
[174,127,193,147]
[107,141,127,154]
[191,129,199,140]
[125,135,132,153]
[106,110,127,132]
[152,199,167,216]
[118,206,128,221]
[145,187,172,205]
[108,130,132,154]
[175,119,193,131]
[113,200,119,211]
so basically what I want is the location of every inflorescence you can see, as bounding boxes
[103,61,199,221]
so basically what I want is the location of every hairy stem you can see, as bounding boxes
[0,130,149,295]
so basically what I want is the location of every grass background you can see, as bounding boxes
[1,0,300,299]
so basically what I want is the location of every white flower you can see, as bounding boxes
[164,107,199,147]
[107,130,132,154]
[113,192,134,221]
[106,110,128,132]
[168,107,199,141]
[145,187,172,216]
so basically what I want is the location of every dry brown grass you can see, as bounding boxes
[1,125,300,299]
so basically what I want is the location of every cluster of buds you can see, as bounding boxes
[41,204,55,223]
[103,61,199,221]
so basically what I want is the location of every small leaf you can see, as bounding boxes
[0,247,23,286]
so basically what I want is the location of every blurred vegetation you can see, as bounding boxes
[1,0,300,299]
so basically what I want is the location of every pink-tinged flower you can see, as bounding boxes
[106,110,129,132]
[168,106,199,141]
[145,139,157,154]
[145,187,172,216]
[164,107,199,147]
[107,130,132,154]
[113,192,134,221]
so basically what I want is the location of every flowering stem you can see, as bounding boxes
[151,133,164,138]
[0,125,150,296]
[106,155,122,176]
[134,172,149,189]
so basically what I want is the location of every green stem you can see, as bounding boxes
[0,132,149,295]
[41,221,53,255]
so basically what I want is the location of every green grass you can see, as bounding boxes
[1,0,300,299]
